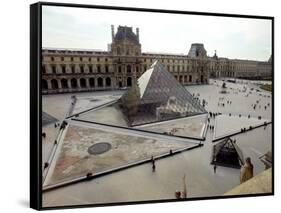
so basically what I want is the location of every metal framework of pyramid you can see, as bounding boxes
[120,60,207,126]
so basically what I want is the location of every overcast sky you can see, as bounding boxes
[42,5,272,61]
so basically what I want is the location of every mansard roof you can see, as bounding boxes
[188,43,207,58]
[114,26,139,43]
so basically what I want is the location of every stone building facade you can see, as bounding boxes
[42,25,272,94]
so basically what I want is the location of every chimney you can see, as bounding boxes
[111,25,114,42]
[136,27,139,42]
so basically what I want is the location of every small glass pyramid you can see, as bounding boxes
[119,60,207,126]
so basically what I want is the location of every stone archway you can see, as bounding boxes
[89,78,95,88]
[42,79,48,90]
[71,78,78,88]
[127,77,132,87]
[51,79,58,89]
[201,75,204,83]
[80,78,86,88]
[61,78,68,89]
[97,77,103,87]
[105,77,111,87]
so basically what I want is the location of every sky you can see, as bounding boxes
[42,5,272,61]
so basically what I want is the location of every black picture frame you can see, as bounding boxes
[30,1,274,210]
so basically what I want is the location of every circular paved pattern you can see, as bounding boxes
[88,142,112,155]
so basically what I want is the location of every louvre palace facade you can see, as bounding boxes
[42,25,272,94]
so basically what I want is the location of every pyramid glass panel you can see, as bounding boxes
[120,61,206,126]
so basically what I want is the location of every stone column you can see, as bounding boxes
[124,78,126,87]
[77,78,81,88]
[112,77,116,89]
[103,78,106,89]
[67,79,72,89]
[86,78,90,88]
[57,79,62,89]
[95,78,98,89]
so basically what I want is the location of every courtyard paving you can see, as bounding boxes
[42,79,272,207]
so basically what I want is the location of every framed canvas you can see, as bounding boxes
[30,1,274,210]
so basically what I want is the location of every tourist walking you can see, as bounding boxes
[213,164,217,173]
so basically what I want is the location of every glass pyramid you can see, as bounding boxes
[119,60,207,126]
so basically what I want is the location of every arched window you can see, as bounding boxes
[71,78,77,88]
[80,78,86,88]
[51,79,58,89]
[105,65,109,73]
[105,77,111,87]
[42,79,48,90]
[61,79,68,89]
[118,66,122,73]
[97,77,103,87]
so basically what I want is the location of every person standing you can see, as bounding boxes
[213,164,217,173]
[151,156,156,172]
